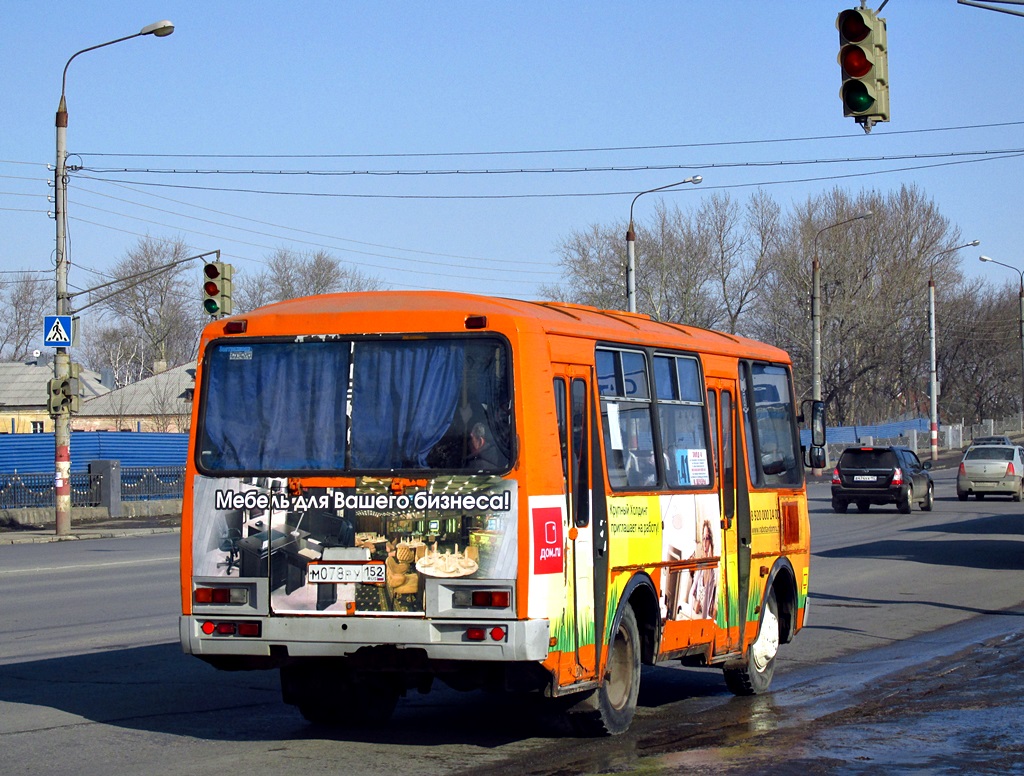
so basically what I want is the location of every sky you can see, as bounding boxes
[3,0,1023,342]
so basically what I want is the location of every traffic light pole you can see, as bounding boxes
[54,97,72,536]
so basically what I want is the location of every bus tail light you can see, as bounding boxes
[464,626,506,642]
[201,620,261,637]
[194,586,248,605]
[471,590,511,608]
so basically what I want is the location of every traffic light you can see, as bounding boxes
[47,363,81,415]
[202,261,233,317]
[837,7,889,130]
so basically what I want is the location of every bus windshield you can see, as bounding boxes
[196,336,513,475]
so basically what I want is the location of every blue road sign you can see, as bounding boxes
[44,315,73,347]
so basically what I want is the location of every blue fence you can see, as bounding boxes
[800,417,930,447]
[0,431,189,474]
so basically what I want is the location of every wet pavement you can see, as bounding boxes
[472,619,1024,775]
[653,629,1024,774]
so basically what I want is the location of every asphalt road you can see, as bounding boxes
[1,467,1022,775]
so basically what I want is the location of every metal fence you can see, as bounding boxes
[0,465,185,510]
[121,466,187,502]
[0,472,102,509]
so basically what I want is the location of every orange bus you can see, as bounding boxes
[179,291,825,735]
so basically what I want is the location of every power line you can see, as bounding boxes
[72,147,1024,177]
[72,180,557,268]
[71,120,1024,160]
[71,151,1024,200]
[66,214,553,287]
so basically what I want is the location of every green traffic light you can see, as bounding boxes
[204,298,220,315]
[842,81,875,114]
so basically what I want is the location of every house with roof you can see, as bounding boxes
[75,363,195,433]
[0,355,109,435]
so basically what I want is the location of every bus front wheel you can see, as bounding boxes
[569,604,641,736]
[724,588,779,696]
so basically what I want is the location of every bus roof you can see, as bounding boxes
[208,290,791,363]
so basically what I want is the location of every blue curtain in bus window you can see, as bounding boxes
[350,341,464,469]
[201,342,349,471]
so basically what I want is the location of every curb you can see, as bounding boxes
[0,526,180,545]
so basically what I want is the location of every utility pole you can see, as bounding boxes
[52,21,174,535]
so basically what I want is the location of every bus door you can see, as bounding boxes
[553,369,598,681]
[706,379,740,653]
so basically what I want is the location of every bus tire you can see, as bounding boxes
[724,588,779,696]
[569,604,641,736]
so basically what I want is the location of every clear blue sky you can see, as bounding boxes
[2,1,1023,319]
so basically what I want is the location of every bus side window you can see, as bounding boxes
[598,348,654,491]
[554,378,569,482]
[721,391,735,521]
[707,389,719,484]
[571,378,589,527]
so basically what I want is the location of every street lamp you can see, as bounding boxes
[979,255,1024,432]
[809,211,871,474]
[52,20,174,536]
[927,240,979,461]
[810,212,873,406]
[625,175,703,313]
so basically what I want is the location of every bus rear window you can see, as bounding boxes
[197,337,512,475]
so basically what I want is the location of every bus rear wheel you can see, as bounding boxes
[569,604,641,736]
[724,589,779,696]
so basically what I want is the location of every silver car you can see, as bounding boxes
[956,444,1024,501]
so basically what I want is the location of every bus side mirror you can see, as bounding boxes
[808,446,826,470]
[801,399,826,470]
[810,400,826,447]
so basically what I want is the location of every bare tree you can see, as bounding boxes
[233,248,385,313]
[79,325,148,388]
[548,184,1022,428]
[0,276,50,361]
[540,224,627,311]
[89,236,204,379]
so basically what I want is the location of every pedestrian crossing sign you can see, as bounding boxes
[43,315,73,348]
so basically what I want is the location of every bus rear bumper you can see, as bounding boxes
[180,614,551,663]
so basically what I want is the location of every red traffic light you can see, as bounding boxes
[840,46,872,78]
[838,10,870,43]
[204,280,220,296]
[204,263,222,280]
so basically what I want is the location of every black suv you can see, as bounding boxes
[831,446,934,514]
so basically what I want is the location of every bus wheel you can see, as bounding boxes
[569,604,641,736]
[724,589,779,696]
[282,663,400,726]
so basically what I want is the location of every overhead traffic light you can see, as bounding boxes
[837,7,889,130]
[203,261,233,317]
[47,363,81,415]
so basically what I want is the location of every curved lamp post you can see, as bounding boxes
[927,240,978,460]
[624,175,703,313]
[809,211,871,474]
[52,20,174,536]
[810,212,873,407]
[979,255,1024,433]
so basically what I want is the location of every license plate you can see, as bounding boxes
[853,475,877,482]
[306,563,385,584]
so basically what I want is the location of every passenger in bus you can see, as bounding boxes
[625,447,657,487]
[464,422,504,470]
